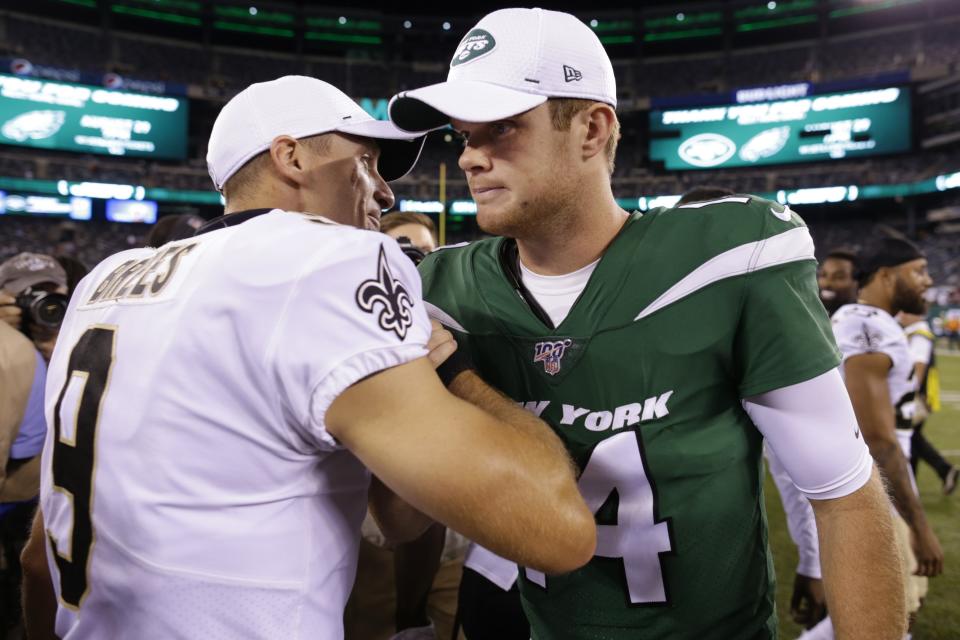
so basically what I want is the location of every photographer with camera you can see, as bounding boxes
[381,212,438,266]
[0,253,63,635]
[0,253,70,362]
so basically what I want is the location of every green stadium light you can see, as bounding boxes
[644,27,723,42]
[829,0,923,19]
[127,0,201,11]
[305,32,383,45]
[600,35,635,45]
[213,6,295,24]
[213,21,295,37]
[305,17,382,31]
[57,0,97,7]
[736,14,818,32]
[589,20,634,33]
[645,12,722,29]
[111,5,202,26]
[735,0,816,19]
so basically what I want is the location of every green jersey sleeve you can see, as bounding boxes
[734,209,841,398]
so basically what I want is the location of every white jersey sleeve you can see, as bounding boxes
[832,304,907,365]
[904,321,933,366]
[765,445,821,578]
[743,368,873,500]
[271,232,430,450]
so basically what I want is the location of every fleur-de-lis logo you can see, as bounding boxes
[356,245,414,340]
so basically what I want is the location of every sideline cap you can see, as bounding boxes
[389,7,617,132]
[207,75,427,191]
[0,252,67,294]
[858,235,925,285]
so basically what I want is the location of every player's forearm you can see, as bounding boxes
[445,371,595,572]
[449,370,574,474]
[868,438,927,527]
[368,475,434,544]
[812,468,907,640]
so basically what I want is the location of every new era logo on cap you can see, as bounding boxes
[563,65,582,83]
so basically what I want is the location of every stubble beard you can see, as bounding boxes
[476,157,580,240]
[892,278,927,315]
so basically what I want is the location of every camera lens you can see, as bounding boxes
[35,294,68,326]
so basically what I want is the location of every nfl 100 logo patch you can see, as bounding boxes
[533,339,573,376]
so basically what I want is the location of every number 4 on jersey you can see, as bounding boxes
[526,431,674,604]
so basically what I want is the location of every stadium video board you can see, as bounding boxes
[0,73,187,159]
[649,87,911,170]
[106,198,158,224]
[0,191,91,219]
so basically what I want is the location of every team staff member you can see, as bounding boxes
[900,310,959,495]
[390,9,906,639]
[20,76,595,640]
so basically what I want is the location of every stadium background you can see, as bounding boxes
[0,0,957,637]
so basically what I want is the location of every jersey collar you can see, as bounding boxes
[194,208,275,236]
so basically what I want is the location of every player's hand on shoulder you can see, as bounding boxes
[426,319,457,369]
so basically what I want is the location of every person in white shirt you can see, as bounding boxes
[799,234,943,640]
[19,76,596,640]
[899,311,959,495]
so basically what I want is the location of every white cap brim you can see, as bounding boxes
[335,118,427,182]
[389,80,547,132]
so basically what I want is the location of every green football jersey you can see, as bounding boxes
[419,195,840,640]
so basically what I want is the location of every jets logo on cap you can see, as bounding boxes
[563,65,582,83]
[451,29,496,67]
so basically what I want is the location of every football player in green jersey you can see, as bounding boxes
[389,8,908,640]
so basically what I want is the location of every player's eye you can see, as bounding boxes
[490,121,514,136]
[455,131,469,146]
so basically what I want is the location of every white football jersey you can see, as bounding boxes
[832,303,916,457]
[40,210,430,639]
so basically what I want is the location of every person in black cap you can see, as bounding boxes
[830,234,942,632]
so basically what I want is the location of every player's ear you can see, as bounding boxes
[580,103,616,165]
[268,135,303,186]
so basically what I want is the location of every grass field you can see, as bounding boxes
[765,352,960,639]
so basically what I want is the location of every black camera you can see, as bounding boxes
[395,236,427,266]
[16,287,68,331]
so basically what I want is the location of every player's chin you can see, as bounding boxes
[475,202,517,235]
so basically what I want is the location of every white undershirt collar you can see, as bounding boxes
[518,257,600,327]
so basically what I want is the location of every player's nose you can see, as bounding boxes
[458,142,492,174]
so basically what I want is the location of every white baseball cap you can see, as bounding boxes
[207,75,427,191]
[389,8,616,132]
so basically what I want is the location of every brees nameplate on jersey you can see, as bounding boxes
[86,243,198,304]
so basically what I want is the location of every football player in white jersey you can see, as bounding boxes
[799,236,943,639]
[19,76,596,640]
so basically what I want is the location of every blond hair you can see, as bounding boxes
[548,98,620,174]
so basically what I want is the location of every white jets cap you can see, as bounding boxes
[389,7,616,132]
[207,75,427,192]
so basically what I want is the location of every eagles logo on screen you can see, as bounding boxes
[356,245,414,340]
[677,133,737,168]
[2,110,66,143]
[533,339,573,376]
[739,126,791,163]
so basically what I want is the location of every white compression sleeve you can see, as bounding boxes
[744,368,873,501]
[765,444,821,578]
